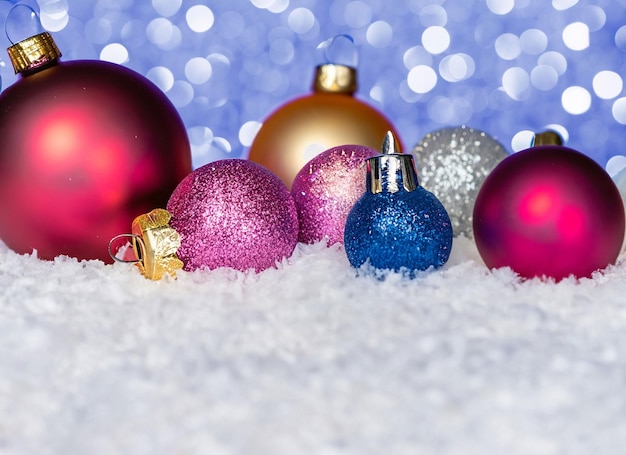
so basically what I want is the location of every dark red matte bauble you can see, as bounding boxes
[0,60,192,262]
[473,145,625,280]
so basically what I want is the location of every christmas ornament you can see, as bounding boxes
[344,132,453,276]
[112,159,299,278]
[473,131,625,280]
[0,18,192,262]
[247,35,403,189]
[292,144,378,245]
[110,208,184,281]
[411,126,508,238]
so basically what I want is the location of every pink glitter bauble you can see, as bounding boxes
[473,145,625,280]
[292,145,378,245]
[166,159,299,272]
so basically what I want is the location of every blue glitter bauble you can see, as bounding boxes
[344,187,453,275]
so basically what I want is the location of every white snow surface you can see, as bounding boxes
[1,237,626,455]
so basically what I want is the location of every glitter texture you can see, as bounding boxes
[292,145,378,245]
[412,126,508,237]
[344,188,453,275]
[166,159,299,272]
[473,145,625,280]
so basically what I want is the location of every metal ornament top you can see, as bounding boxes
[109,208,183,280]
[7,31,61,74]
[366,131,418,194]
[532,130,564,146]
[312,63,357,94]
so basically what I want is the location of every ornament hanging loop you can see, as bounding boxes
[108,234,143,264]
[4,4,44,45]
[316,34,358,68]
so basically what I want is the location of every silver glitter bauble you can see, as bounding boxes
[411,126,509,238]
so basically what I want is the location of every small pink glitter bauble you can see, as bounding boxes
[292,145,378,245]
[166,159,299,272]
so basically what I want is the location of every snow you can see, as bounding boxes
[1,237,626,454]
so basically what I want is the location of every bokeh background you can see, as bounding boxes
[1,0,626,173]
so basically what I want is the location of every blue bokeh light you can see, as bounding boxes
[1,0,625,174]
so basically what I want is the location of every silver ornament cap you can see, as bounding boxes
[367,131,418,194]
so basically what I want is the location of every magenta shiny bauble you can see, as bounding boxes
[0,60,192,262]
[473,145,625,280]
[167,159,299,272]
[292,145,378,245]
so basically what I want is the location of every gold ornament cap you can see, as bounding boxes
[532,130,564,146]
[312,63,357,95]
[367,131,417,194]
[7,31,62,74]
[109,208,184,280]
